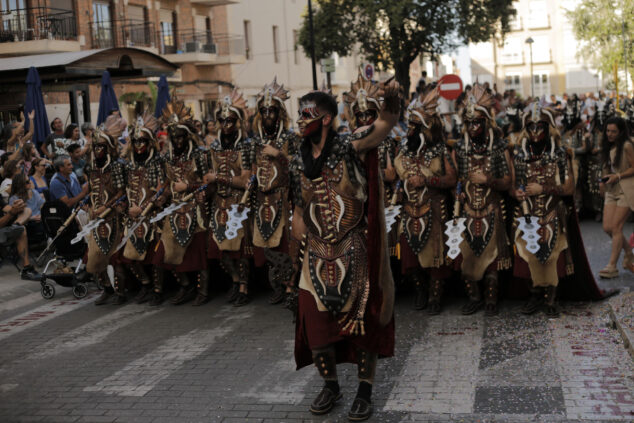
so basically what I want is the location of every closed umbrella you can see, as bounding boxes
[97,70,119,126]
[24,66,50,151]
[154,74,170,118]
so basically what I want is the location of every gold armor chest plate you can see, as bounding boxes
[211,149,242,199]
[255,142,289,193]
[89,169,118,209]
[301,161,365,244]
[397,154,443,217]
[464,154,495,213]
[127,166,153,208]
[526,160,559,218]
[165,157,200,201]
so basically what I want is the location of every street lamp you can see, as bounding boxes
[307,0,318,90]
[526,37,534,99]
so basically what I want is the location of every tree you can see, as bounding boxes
[566,0,633,88]
[297,0,516,95]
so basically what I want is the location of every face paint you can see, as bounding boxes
[407,119,422,138]
[297,101,324,138]
[527,121,548,143]
[354,107,378,127]
[93,143,107,159]
[260,106,280,133]
[218,113,238,135]
[133,137,149,155]
[466,118,486,140]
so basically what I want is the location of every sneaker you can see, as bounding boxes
[20,265,41,281]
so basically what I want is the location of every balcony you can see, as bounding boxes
[91,19,157,53]
[501,51,524,66]
[159,31,245,65]
[189,0,240,5]
[0,7,80,56]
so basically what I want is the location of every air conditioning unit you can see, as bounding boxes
[202,43,216,54]
[185,41,201,52]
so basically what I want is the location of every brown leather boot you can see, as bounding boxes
[543,286,560,317]
[484,272,499,316]
[461,280,483,315]
[427,279,443,315]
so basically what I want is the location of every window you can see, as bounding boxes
[243,20,252,59]
[528,0,549,29]
[92,1,112,48]
[509,1,522,30]
[1,0,26,34]
[501,37,523,65]
[159,9,175,54]
[272,25,279,63]
[504,72,522,91]
[293,29,299,65]
[531,36,550,63]
[533,71,550,97]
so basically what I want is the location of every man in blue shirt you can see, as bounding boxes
[49,155,89,207]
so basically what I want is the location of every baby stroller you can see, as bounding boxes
[37,200,92,300]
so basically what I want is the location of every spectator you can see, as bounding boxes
[4,111,35,158]
[194,120,203,137]
[67,143,86,183]
[79,123,94,156]
[416,71,427,94]
[28,157,49,199]
[600,117,634,278]
[10,173,44,222]
[42,117,65,159]
[157,131,168,154]
[0,159,23,200]
[204,120,215,147]
[49,155,89,207]
[21,142,40,176]
[0,194,40,280]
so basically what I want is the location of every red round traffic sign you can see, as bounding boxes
[438,74,463,100]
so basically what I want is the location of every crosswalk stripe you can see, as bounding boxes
[28,304,162,359]
[383,314,483,414]
[0,293,96,342]
[84,308,252,397]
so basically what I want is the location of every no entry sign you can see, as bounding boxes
[438,74,463,100]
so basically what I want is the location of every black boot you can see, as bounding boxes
[461,280,483,315]
[171,286,196,305]
[192,293,209,306]
[112,294,127,305]
[348,381,373,421]
[134,285,151,304]
[233,291,251,307]
[413,275,428,310]
[268,286,285,305]
[310,347,340,415]
[543,286,560,317]
[226,283,240,303]
[310,383,342,415]
[148,291,163,306]
[483,272,499,316]
[521,288,544,315]
[94,287,113,305]
[427,279,443,315]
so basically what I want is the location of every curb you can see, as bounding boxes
[608,291,634,360]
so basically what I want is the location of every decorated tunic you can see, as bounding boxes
[208,136,251,251]
[394,142,449,269]
[249,130,297,249]
[123,152,165,261]
[85,158,126,273]
[454,137,512,280]
[513,147,573,286]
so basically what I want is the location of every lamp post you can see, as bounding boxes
[526,37,534,99]
[307,0,318,90]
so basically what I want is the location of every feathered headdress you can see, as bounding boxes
[161,99,194,133]
[461,83,496,121]
[343,68,381,113]
[94,114,126,150]
[254,77,290,138]
[215,89,247,121]
[132,110,159,142]
[519,103,561,158]
[407,86,439,129]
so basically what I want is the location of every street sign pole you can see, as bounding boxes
[308,0,318,90]
[326,72,331,89]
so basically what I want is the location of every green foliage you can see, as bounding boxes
[297,0,516,93]
[566,0,633,80]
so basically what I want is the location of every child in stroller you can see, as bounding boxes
[37,199,93,299]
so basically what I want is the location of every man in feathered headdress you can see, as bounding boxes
[395,87,456,314]
[512,104,575,317]
[249,78,299,305]
[154,100,210,306]
[122,110,167,305]
[452,83,512,316]
[204,89,253,307]
[291,78,400,421]
[560,98,588,214]
[87,115,128,305]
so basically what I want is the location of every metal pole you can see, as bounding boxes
[529,43,534,98]
[308,0,318,90]
[623,20,629,97]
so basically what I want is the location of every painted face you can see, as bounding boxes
[297,101,323,138]
[527,121,548,143]
[133,137,149,155]
[218,111,239,136]
[354,106,378,127]
[260,105,280,131]
[170,127,188,150]
[407,118,422,137]
[93,142,107,159]
[466,117,486,139]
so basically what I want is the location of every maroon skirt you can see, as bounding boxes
[399,234,452,280]
[207,231,253,260]
[152,231,208,272]
[294,288,395,370]
[252,231,289,267]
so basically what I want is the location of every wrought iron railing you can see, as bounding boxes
[0,7,77,43]
[90,19,156,49]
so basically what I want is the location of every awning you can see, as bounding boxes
[0,47,178,85]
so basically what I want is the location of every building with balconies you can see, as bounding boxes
[0,0,246,125]
[468,0,600,98]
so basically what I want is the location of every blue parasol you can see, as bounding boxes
[24,66,50,151]
[154,74,170,118]
[97,70,119,126]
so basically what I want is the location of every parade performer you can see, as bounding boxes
[512,105,575,317]
[122,111,167,305]
[560,100,587,213]
[342,70,400,258]
[503,104,523,149]
[87,115,127,305]
[587,101,611,220]
[156,100,210,306]
[394,88,456,314]
[452,84,512,316]
[205,90,253,307]
[291,79,399,421]
[249,78,298,305]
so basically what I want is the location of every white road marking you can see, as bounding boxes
[383,314,483,414]
[240,340,313,404]
[0,292,47,315]
[84,308,252,397]
[0,294,96,342]
[0,383,18,392]
[29,304,162,359]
